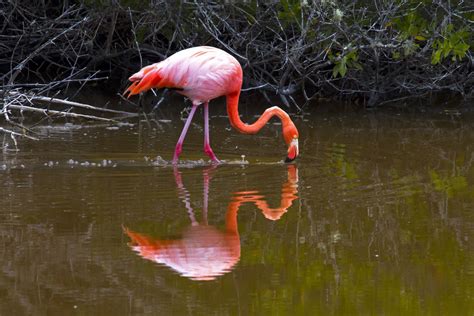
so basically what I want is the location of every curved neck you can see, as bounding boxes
[226,92,292,134]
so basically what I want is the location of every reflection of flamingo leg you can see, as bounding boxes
[173,167,198,225]
[201,167,212,226]
[203,102,220,163]
[173,103,199,163]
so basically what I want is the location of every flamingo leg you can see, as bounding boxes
[173,103,199,163]
[203,101,220,163]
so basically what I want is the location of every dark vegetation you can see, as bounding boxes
[0,0,473,137]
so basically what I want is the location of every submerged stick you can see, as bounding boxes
[0,127,39,140]
[7,104,118,122]
[30,96,137,116]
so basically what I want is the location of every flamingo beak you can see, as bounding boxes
[285,138,299,163]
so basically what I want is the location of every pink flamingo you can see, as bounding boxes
[124,46,299,164]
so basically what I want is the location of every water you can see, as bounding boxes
[0,101,473,315]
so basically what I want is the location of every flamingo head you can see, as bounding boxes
[124,64,160,98]
[283,122,299,163]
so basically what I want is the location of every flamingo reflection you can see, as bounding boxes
[125,165,298,281]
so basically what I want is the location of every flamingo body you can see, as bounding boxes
[125,46,299,163]
[128,46,242,103]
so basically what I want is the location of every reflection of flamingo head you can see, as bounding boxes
[124,226,240,281]
[233,165,299,221]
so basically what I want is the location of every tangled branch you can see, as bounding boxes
[0,0,472,139]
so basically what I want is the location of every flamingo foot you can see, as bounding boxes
[204,145,220,164]
[173,143,183,164]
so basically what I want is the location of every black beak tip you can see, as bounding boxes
[284,156,296,163]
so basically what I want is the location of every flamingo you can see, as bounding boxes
[124,46,299,164]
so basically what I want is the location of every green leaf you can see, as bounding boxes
[442,40,451,58]
[339,61,347,77]
[453,42,470,59]
[446,23,454,33]
[431,50,442,64]
[332,57,347,78]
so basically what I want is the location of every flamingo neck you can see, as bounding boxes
[226,92,292,135]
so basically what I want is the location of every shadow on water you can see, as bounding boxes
[124,165,298,281]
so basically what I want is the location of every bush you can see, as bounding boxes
[1,0,473,108]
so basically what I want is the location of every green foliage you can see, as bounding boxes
[331,50,362,78]
[277,0,302,25]
[390,11,429,58]
[391,8,470,64]
[431,25,470,64]
[392,11,429,41]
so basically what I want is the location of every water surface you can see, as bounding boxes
[0,101,473,315]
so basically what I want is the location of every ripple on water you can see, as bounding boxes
[149,156,249,168]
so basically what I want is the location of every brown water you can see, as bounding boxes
[0,101,473,315]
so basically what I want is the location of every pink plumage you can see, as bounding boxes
[126,46,242,103]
